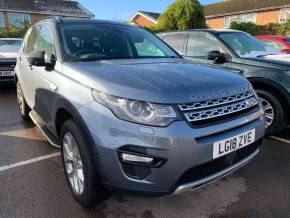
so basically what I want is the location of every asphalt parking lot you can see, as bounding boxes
[0,87,290,218]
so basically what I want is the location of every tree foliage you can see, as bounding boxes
[157,0,207,31]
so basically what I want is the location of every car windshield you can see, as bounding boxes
[0,39,22,53]
[60,23,179,61]
[219,32,280,58]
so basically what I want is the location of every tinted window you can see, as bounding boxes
[186,34,223,57]
[60,24,179,62]
[163,33,187,54]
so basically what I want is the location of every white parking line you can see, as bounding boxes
[269,136,290,144]
[0,152,61,173]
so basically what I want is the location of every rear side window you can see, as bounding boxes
[163,33,187,55]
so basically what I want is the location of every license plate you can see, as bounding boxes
[0,71,13,77]
[213,129,256,159]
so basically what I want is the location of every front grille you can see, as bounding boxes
[0,76,14,81]
[174,140,260,187]
[178,91,258,127]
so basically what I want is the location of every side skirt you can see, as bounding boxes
[29,110,60,148]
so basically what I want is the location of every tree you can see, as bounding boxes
[157,0,206,31]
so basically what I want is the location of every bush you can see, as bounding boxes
[0,21,30,38]
[230,21,290,36]
[157,0,207,31]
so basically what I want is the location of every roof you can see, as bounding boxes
[129,11,160,23]
[159,29,244,35]
[139,11,160,20]
[204,0,290,18]
[41,17,133,27]
[0,0,94,18]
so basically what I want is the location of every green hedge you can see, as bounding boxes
[230,20,290,36]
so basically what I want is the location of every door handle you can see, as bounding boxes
[17,56,21,61]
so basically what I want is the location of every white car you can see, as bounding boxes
[0,38,22,85]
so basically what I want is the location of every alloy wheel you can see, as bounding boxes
[17,83,24,115]
[63,132,85,195]
[260,97,275,129]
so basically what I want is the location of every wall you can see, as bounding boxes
[206,17,225,29]
[206,9,281,29]
[256,9,280,25]
[133,14,156,27]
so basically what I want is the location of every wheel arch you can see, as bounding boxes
[248,77,290,121]
[54,98,102,169]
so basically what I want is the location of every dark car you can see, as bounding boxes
[257,35,290,54]
[0,38,22,86]
[158,29,290,136]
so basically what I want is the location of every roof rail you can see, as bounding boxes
[36,16,63,23]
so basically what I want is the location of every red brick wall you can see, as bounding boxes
[206,9,281,29]
[256,9,280,25]
[133,14,156,27]
[206,17,225,29]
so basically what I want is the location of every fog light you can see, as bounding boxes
[121,153,154,164]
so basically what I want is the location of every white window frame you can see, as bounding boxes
[8,13,31,28]
[279,7,290,23]
[0,12,5,27]
[224,13,256,28]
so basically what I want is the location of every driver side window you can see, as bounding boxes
[186,33,223,58]
[24,24,55,64]
[35,24,55,64]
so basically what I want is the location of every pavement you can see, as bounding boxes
[0,86,290,218]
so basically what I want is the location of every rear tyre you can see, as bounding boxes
[16,81,30,121]
[60,119,109,207]
[256,89,287,136]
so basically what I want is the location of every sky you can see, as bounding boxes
[78,0,220,21]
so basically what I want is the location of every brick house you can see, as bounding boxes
[0,0,94,29]
[130,0,290,29]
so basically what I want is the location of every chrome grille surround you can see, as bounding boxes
[178,91,258,124]
[178,91,253,111]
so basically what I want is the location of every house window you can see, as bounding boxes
[224,13,256,28]
[8,13,31,28]
[280,8,290,23]
[0,12,5,27]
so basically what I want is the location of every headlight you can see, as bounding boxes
[92,90,178,126]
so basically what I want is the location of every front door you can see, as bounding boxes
[184,33,230,69]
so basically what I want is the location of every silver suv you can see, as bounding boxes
[15,17,265,207]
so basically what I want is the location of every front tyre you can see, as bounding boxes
[256,89,287,136]
[60,120,108,207]
[16,82,30,121]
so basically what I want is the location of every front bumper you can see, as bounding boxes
[78,101,265,195]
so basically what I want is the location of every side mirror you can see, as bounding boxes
[27,51,56,69]
[207,50,226,63]
[27,51,46,66]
